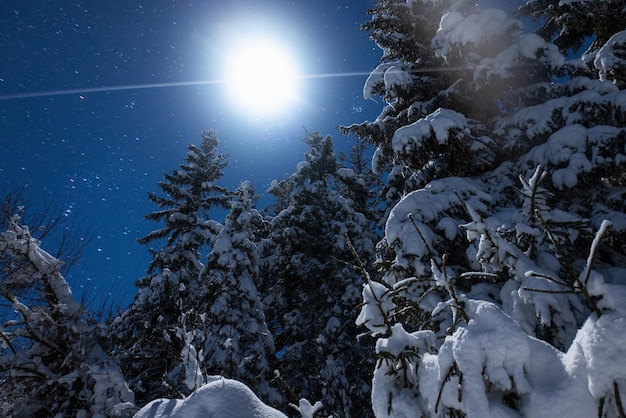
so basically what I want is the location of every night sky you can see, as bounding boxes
[0,1,518,310]
[0,1,382,309]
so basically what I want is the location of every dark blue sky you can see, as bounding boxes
[0,1,522,309]
[0,1,381,308]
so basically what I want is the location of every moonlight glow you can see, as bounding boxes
[224,38,301,116]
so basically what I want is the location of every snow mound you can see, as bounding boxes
[133,377,286,418]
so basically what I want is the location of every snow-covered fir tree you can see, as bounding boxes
[194,180,277,401]
[260,132,377,417]
[0,215,135,417]
[337,137,384,231]
[342,0,626,416]
[112,131,229,405]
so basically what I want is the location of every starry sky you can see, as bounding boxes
[0,1,383,309]
[0,0,521,310]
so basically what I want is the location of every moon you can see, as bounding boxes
[224,38,301,117]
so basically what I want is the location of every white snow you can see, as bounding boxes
[356,280,395,336]
[290,398,323,418]
[133,377,286,418]
[384,177,491,272]
[363,62,397,100]
[474,33,564,82]
[382,65,413,101]
[381,293,626,417]
[336,167,356,180]
[594,30,626,84]
[433,9,522,63]
[371,146,384,174]
[524,124,626,189]
[392,108,469,152]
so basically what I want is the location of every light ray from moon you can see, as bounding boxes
[0,72,372,101]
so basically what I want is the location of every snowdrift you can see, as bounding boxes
[133,377,286,418]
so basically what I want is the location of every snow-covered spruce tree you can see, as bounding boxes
[342,0,626,416]
[193,180,277,401]
[0,216,135,417]
[260,132,377,417]
[337,137,384,231]
[112,131,229,405]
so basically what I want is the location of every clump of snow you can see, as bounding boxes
[371,146,384,175]
[385,177,491,272]
[594,30,626,85]
[336,167,356,180]
[133,377,286,418]
[433,9,522,63]
[371,324,435,418]
[495,86,626,149]
[363,62,397,100]
[356,280,395,336]
[391,108,469,153]
[524,124,626,189]
[363,61,414,103]
[474,33,564,82]
[383,65,413,100]
[562,279,626,414]
[296,160,310,172]
[176,326,205,392]
[290,398,323,418]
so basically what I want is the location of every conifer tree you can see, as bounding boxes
[112,131,229,404]
[194,180,276,400]
[261,132,376,417]
[344,0,626,416]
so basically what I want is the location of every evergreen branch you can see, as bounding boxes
[344,232,393,335]
[459,271,500,281]
[521,287,577,295]
[520,165,548,224]
[271,369,301,405]
[0,329,17,354]
[527,271,573,288]
[407,214,468,326]
[535,210,602,316]
[407,213,438,263]
[441,255,469,326]
[435,362,462,414]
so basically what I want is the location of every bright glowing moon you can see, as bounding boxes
[224,38,300,116]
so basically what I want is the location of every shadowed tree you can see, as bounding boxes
[261,132,377,417]
[111,131,229,405]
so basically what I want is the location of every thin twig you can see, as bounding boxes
[535,210,602,316]
[344,233,393,335]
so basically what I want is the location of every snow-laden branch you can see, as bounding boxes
[0,215,81,316]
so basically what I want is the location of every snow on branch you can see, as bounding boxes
[0,215,81,315]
